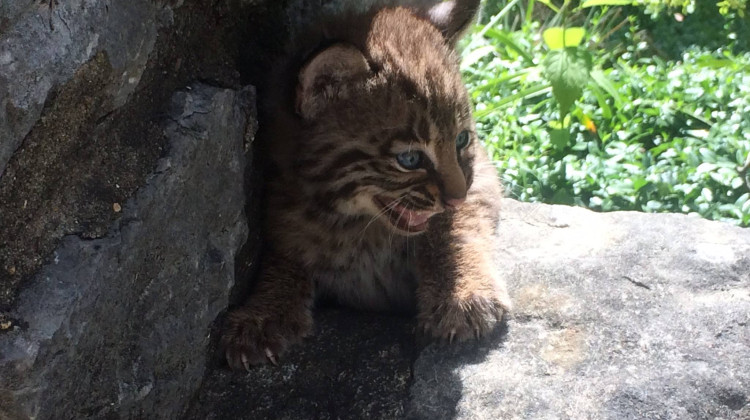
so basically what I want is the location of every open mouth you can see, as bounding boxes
[374,196,437,233]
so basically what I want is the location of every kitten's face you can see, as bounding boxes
[301,79,477,236]
[334,98,475,236]
[367,134,476,235]
[295,8,477,236]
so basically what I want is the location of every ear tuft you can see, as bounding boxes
[296,43,371,120]
[420,0,480,44]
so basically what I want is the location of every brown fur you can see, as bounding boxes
[221,0,510,370]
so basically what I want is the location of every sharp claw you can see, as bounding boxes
[265,348,278,366]
[449,329,456,344]
[241,353,250,372]
[475,326,481,339]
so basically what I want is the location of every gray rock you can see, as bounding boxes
[409,200,750,420]
[0,0,167,177]
[0,0,244,313]
[0,83,254,420]
[188,309,415,420]
[188,200,749,420]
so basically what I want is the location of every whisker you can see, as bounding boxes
[389,199,409,253]
[357,193,408,243]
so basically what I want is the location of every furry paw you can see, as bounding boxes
[220,306,313,370]
[417,293,507,343]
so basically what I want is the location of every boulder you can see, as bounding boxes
[0,1,349,418]
[0,83,253,419]
[0,0,248,313]
[409,200,750,420]
[188,200,750,420]
[1,0,163,177]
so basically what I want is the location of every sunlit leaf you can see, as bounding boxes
[581,0,634,8]
[536,0,561,13]
[542,48,593,118]
[461,45,496,68]
[484,28,536,64]
[543,27,586,50]
[590,68,623,106]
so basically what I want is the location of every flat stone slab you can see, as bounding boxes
[189,199,749,420]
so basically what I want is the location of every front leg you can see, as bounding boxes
[221,253,314,370]
[416,197,511,342]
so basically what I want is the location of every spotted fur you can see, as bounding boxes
[222,0,511,370]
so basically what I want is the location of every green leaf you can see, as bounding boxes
[590,68,623,107]
[550,128,570,149]
[632,178,649,191]
[580,0,633,8]
[473,85,551,118]
[536,0,561,13]
[589,83,612,119]
[461,45,496,68]
[542,48,593,118]
[484,28,536,65]
[548,115,571,130]
[551,188,574,205]
[695,56,736,69]
[543,27,586,50]
[543,28,564,50]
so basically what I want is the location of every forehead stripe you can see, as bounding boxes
[415,115,431,142]
[320,149,373,174]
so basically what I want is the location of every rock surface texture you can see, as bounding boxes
[409,200,750,420]
[0,0,247,311]
[0,0,159,175]
[0,83,253,419]
[188,200,749,420]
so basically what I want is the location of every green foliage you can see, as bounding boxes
[582,0,633,6]
[636,0,747,17]
[542,27,586,48]
[542,44,592,120]
[462,0,750,226]
[632,1,750,58]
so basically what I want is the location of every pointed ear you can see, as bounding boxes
[419,0,481,44]
[296,43,371,120]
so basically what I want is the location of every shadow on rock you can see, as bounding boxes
[187,307,418,420]
[407,319,510,420]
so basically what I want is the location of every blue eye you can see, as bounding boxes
[396,150,422,169]
[456,130,470,150]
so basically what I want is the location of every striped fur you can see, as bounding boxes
[221,0,510,370]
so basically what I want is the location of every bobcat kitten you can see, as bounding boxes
[222,0,511,369]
